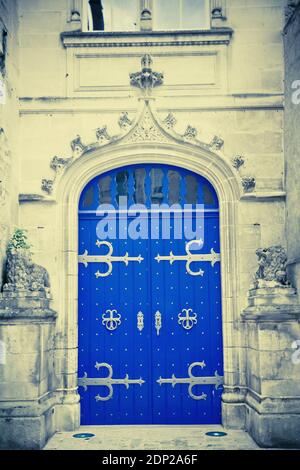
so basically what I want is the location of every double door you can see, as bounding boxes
[78,206,223,425]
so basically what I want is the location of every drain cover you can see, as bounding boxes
[206,431,227,437]
[73,433,95,439]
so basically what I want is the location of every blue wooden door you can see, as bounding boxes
[78,165,223,425]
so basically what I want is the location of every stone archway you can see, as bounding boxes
[52,100,242,430]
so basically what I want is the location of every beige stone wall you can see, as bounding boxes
[18,0,286,311]
[284,4,300,296]
[0,0,19,284]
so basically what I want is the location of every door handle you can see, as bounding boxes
[155,311,162,336]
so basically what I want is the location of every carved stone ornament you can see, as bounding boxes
[241,176,256,192]
[96,126,111,144]
[209,135,224,150]
[183,125,198,140]
[285,1,300,21]
[254,245,289,288]
[118,112,133,131]
[125,106,169,144]
[71,135,86,156]
[232,155,245,170]
[39,55,233,198]
[50,156,72,172]
[130,54,164,91]
[41,179,54,195]
[163,113,177,129]
[3,248,50,294]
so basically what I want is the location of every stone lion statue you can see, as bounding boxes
[254,245,288,287]
[3,249,50,293]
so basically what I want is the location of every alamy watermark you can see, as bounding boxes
[94,197,205,244]
[291,340,300,365]
[291,80,300,104]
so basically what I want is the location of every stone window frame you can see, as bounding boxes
[80,0,212,32]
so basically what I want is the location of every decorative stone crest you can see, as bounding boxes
[130,54,164,91]
[125,106,169,144]
[118,112,133,131]
[2,230,50,293]
[241,176,256,192]
[183,125,198,141]
[38,55,235,198]
[232,155,245,170]
[50,156,71,172]
[254,246,289,288]
[71,135,86,157]
[96,126,111,144]
[41,179,54,195]
[163,113,177,129]
[209,135,224,150]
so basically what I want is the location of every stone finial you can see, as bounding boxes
[2,229,51,294]
[232,155,245,170]
[254,245,289,289]
[130,54,164,91]
[242,176,256,192]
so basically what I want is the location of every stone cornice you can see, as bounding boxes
[61,28,233,48]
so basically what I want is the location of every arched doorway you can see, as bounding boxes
[77,163,223,425]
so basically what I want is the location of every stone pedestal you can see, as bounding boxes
[0,291,57,449]
[242,285,300,448]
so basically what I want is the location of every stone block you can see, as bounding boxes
[222,402,246,429]
[55,403,80,432]
[246,405,300,448]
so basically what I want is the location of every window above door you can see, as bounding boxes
[82,0,211,32]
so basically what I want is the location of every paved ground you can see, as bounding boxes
[44,425,260,450]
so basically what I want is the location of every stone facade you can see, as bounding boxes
[284,3,300,295]
[1,0,300,450]
[0,0,19,285]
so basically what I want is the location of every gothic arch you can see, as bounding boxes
[52,100,242,428]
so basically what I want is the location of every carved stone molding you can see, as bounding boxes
[39,55,231,197]
[125,106,169,144]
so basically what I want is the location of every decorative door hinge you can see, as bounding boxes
[78,362,145,401]
[157,362,223,400]
[155,310,162,336]
[155,239,220,276]
[178,308,197,330]
[78,240,144,277]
